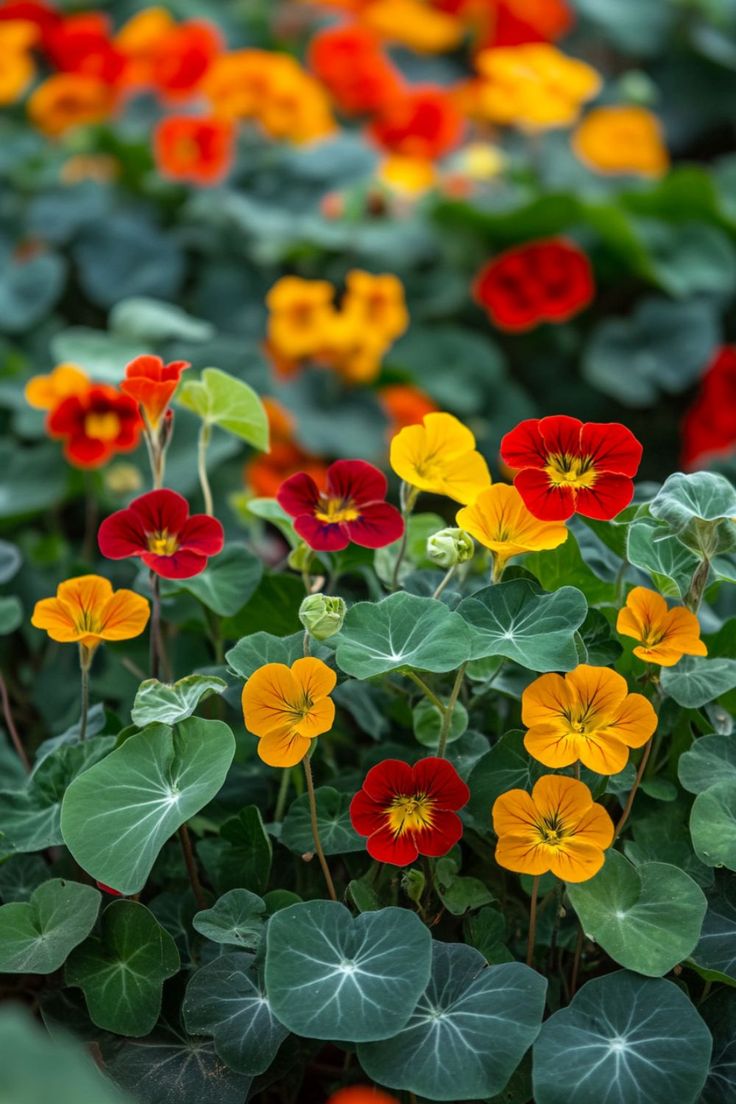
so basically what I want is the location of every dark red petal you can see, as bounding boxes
[326,458,387,506]
[574,473,635,521]
[500,418,547,470]
[98,508,149,559]
[366,823,419,866]
[47,395,83,435]
[293,515,350,551]
[538,414,583,459]
[65,435,110,467]
[412,757,470,811]
[514,468,575,521]
[141,549,209,579]
[345,502,404,549]
[362,758,415,803]
[580,422,643,478]
[179,513,225,556]
[277,472,321,518]
[129,489,190,536]
[415,809,463,857]
[349,789,386,838]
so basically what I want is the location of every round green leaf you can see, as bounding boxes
[192,889,265,949]
[626,517,699,599]
[177,367,269,449]
[679,734,736,794]
[466,732,546,825]
[567,851,706,976]
[0,853,49,902]
[457,579,587,672]
[334,592,472,679]
[0,878,100,974]
[66,900,179,1037]
[662,658,736,708]
[280,786,364,856]
[183,951,289,1075]
[700,988,736,1103]
[226,630,329,679]
[131,675,227,727]
[169,544,263,617]
[413,696,468,748]
[691,780,736,869]
[109,297,214,344]
[358,942,546,1100]
[532,971,713,1104]
[691,877,736,983]
[60,719,235,895]
[0,539,21,583]
[264,901,432,1041]
[650,472,736,531]
[0,595,22,635]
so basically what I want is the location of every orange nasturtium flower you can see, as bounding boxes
[25,363,90,411]
[456,483,568,579]
[616,586,707,667]
[572,106,669,177]
[363,0,464,53]
[266,276,336,362]
[32,575,150,660]
[242,658,336,767]
[154,115,235,186]
[390,411,491,505]
[120,354,190,428]
[0,20,38,105]
[522,664,657,775]
[493,774,614,883]
[28,73,116,137]
[342,270,409,345]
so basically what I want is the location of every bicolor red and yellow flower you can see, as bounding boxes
[154,115,235,186]
[616,587,707,667]
[242,657,336,767]
[350,757,469,865]
[390,411,491,504]
[46,383,142,468]
[32,574,150,653]
[521,664,657,775]
[500,415,643,521]
[456,483,568,578]
[492,774,614,883]
[120,355,190,428]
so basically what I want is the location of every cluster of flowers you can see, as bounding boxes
[265,269,409,383]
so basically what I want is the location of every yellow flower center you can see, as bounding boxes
[147,530,179,556]
[535,814,569,848]
[544,452,597,490]
[84,412,121,441]
[314,496,360,524]
[386,793,436,837]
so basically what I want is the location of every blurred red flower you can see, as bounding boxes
[47,384,141,468]
[98,488,224,579]
[682,347,736,469]
[0,0,62,50]
[501,414,642,521]
[350,757,469,866]
[120,354,190,428]
[309,23,402,115]
[154,115,235,186]
[326,1088,400,1104]
[46,12,125,84]
[368,84,464,160]
[149,20,222,102]
[277,458,403,552]
[473,238,594,332]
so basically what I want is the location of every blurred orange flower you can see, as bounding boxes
[308,23,402,115]
[573,105,669,177]
[154,115,235,186]
[267,276,336,361]
[326,1086,400,1104]
[115,6,176,90]
[379,384,438,435]
[616,587,707,667]
[25,363,89,411]
[242,657,337,767]
[0,20,37,104]
[148,19,222,103]
[32,574,150,653]
[342,270,408,343]
[363,0,463,52]
[29,72,116,136]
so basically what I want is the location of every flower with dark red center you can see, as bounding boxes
[47,384,142,469]
[473,238,594,332]
[681,346,736,469]
[98,488,224,579]
[350,757,469,866]
[120,354,190,428]
[277,459,404,552]
[500,415,643,521]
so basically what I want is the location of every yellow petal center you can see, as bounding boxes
[84,412,121,441]
[147,530,179,556]
[386,793,436,837]
[314,497,360,524]
[545,452,597,489]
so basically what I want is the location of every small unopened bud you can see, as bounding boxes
[427,528,474,568]
[299,594,347,640]
[288,543,313,572]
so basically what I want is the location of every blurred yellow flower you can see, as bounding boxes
[0,21,37,106]
[363,0,463,53]
[25,363,90,411]
[267,277,336,360]
[572,105,669,177]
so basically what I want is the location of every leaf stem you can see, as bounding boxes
[614,737,654,840]
[274,768,291,823]
[197,421,214,516]
[570,924,584,996]
[0,673,29,771]
[303,754,337,901]
[178,824,207,910]
[527,875,540,969]
[437,663,466,758]
[149,571,161,681]
[390,483,418,592]
[78,644,91,742]
[405,670,445,713]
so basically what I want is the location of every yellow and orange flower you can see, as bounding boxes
[266,276,336,362]
[390,411,491,504]
[0,20,38,105]
[616,587,707,667]
[31,575,150,654]
[456,483,568,578]
[493,774,614,883]
[522,664,657,775]
[28,73,117,137]
[25,363,90,411]
[572,106,669,177]
[241,657,336,767]
[363,0,464,52]
[342,270,409,344]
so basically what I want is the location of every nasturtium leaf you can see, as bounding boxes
[435,859,496,916]
[226,630,329,679]
[0,538,20,583]
[691,780,736,869]
[73,212,184,309]
[0,442,67,519]
[177,367,269,449]
[334,592,472,678]
[172,544,263,617]
[198,806,272,896]
[700,988,736,1104]
[183,951,289,1076]
[679,734,736,794]
[457,580,587,672]
[358,942,546,1101]
[627,517,700,598]
[0,595,22,635]
[0,878,100,974]
[662,657,736,708]
[691,877,736,983]
[50,327,144,381]
[0,853,49,902]
[131,675,227,727]
[192,889,266,949]
[66,900,179,1037]
[532,971,713,1104]
[60,719,235,895]
[566,851,706,977]
[577,608,623,665]
[413,696,468,749]
[650,472,736,533]
[265,901,432,1041]
[281,786,364,856]
[623,804,713,889]
[466,732,546,825]
[464,906,513,964]
[0,247,66,332]
[109,297,214,344]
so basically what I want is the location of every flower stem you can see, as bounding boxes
[0,674,29,771]
[614,737,654,840]
[197,421,214,516]
[78,645,91,742]
[390,483,418,591]
[178,824,207,910]
[570,924,584,996]
[491,554,507,584]
[432,564,456,600]
[527,875,540,968]
[274,768,291,823]
[437,663,466,758]
[303,754,337,901]
[405,670,445,713]
[149,571,161,681]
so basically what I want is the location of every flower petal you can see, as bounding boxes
[500,418,548,470]
[362,758,415,803]
[492,788,540,838]
[538,414,584,459]
[412,757,470,811]
[414,809,463,857]
[293,514,351,551]
[31,596,79,641]
[346,502,404,549]
[580,421,643,477]
[141,549,209,579]
[326,458,387,505]
[349,790,386,838]
[573,473,634,520]
[514,468,575,521]
[258,728,312,768]
[129,488,190,535]
[291,656,337,701]
[98,589,150,641]
[179,513,225,556]
[604,692,657,749]
[242,663,300,737]
[495,834,551,877]
[277,472,321,518]
[548,837,605,883]
[366,822,419,866]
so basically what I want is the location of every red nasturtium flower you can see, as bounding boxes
[45,11,126,83]
[120,354,190,428]
[277,459,404,552]
[47,383,142,468]
[473,238,594,332]
[350,757,470,866]
[500,415,643,521]
[326,1088,400,1104]
[681,346,736,469]
[98,488,224,579]
[309,23,402,115]
[154,115,235,186]
[368,85,465,161]
[148,19,222,102]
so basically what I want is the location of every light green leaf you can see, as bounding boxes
[192,889,265,949]
[131,675,227,727]
[413,696,467,749]
[109,297,214,344]
[457,580,587,672]
[679,734,736,795]
[226,630,329,679]
[358,942,546,1100]
[334,592,472,679]
[690,779,736,869]
[0,879,100,974]
[627,517,700,598]
[264,901,432,1041]
[650,472,736,531]
[66,900,179,1036]
[177,367,269,449]
[567,851,706,977]
[171,544,263,617]
[60,719,235,895]
[280,786,364,856]
[661,657,736,708]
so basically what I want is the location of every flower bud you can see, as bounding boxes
[427,528,474,568]
[288,542,313,572]
[299,594,347,640]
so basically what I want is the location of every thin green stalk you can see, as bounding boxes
[405,670,445,713]
[527,875,540,969]
[437,663,466,758]
[149,571,162,681]
[614,737,654,840]
[390,483,418,591]
[197,422,214,516]
[78,645,91,742]
[0,674,29,771]
[274,768,291,822]
[432,564,456,600]
[303,754,337,901]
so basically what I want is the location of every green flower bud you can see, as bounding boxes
[299,594,347,640]
[427,528,475,568]
[288,542,313,572]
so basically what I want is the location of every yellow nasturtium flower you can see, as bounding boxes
[457,484,568,578]
[390,412,491,505]
[572,106,669,177]
[616,587,707,667]
[31,575,150,655]
[471,44,601,130]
